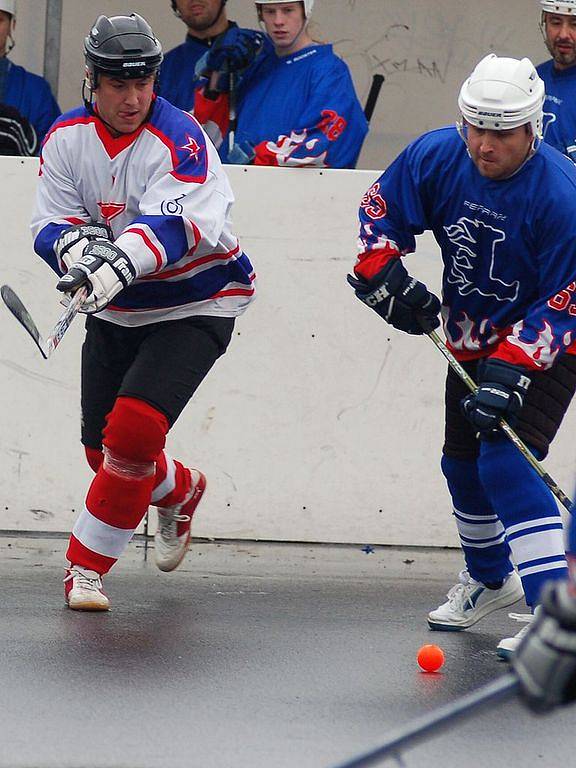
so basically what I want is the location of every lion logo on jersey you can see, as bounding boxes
[444,217,519,303]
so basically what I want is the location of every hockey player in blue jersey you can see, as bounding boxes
[194,0,368,168]
[348,53,576,657]
[0,0,60,154]
[31,13,255,611]
[160,0,262,114]
[537,0,576,161]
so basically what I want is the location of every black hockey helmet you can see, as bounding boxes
[84,13,163,88]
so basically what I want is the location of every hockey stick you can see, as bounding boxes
[1,284,87,359]
[364,74,385,124]
[426,328,573,512]
[228,68,237,153]
[330,673,518,768]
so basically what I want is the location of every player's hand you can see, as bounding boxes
[461,358,531,438]
[347,259,441,335]
[56,241,136,314]
[513,581,576,713]
[206,28,264,81]
[55,222,113,272]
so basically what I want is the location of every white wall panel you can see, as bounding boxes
[0,159,574,546]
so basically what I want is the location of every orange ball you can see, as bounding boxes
[417,644,445,672]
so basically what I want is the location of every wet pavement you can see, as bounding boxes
[0,535,572,768]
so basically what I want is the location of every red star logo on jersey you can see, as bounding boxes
[181,135,203,162]
[98,202,126,223]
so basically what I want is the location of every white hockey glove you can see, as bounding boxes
[54,222,113,272]
[56,241,137,314]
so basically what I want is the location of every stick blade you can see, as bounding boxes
[1,284,48,358]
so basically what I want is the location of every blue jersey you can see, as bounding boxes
[3,61,60,148]
[201,43,368,168]
[160,23,244,112]
[537,59,576,162]
[357,126,576,370]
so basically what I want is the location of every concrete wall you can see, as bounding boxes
[11,0,550,170]
[0,159,574,545]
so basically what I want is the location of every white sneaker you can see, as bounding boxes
[64,565,110,611]
[496,610,538,660]
[428,569,523,630]
[154,469,206,572]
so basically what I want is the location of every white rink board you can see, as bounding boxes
[0,159,575,546]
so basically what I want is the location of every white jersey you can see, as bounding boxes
[31,96,256,326]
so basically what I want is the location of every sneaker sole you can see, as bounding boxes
[66,599,110,611]
[427,585,524,631]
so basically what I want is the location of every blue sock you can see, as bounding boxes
[441,454,512,585]
[478,438,568,606]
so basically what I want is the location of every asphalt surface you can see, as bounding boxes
[0,535,572,768]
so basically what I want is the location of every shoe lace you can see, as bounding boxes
[64,566,103,592]
[157,507,191,541]
[446,570,478,610]
[508,612,533,624]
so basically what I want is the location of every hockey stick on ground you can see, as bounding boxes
[1,284,87,359]
[330,673,518,768]
[426,327,573,512]
[364,74,385,124]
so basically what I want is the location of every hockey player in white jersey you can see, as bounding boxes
[31,13,256,610]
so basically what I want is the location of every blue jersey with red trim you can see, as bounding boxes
[3,61,60,149]
[220,43,368,168]
[31,96,255,326]
[159,24,249,112]
[356,126,576,370]
[537,59,576,162]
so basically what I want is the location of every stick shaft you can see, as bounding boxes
[331,675,518,768]
[364,74,384,123]
[45,287,87,357]
[427,329,573,511]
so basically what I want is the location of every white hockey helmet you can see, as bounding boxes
[540,0,576,14]
[0,0,16,16]
[458,54,545,137]
[255,0,315,19]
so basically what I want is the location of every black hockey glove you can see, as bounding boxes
[54,222,113,273]
[56,241,136,314]
[347,259,441,335]
[0,103,37,156]
[461,358,531,439]
[513,581,576,714]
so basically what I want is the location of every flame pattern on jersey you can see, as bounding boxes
[356,126,576,369]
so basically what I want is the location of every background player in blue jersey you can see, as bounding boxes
[349,53,576,657]
[0,0,60,155]
[160,0,262,114]
[31,13,255,611]
[537,0,576,161]
[194,0,368,168]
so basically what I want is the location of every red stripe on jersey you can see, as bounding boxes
[123,227,164,270]
[140,243,241,281]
